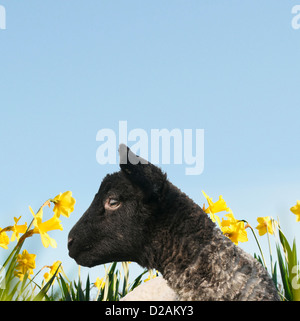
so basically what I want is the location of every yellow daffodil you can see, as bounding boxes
[0,228,10,249]
[202,191,228,213]
[290,200,300,222]
[43,260,62,283]
[10,216,27,242]
[220,213,248,245]
[14,249,36,281]
[29,206,63,248]
[221,213,238,225]
[52,191,76,218]
[95,277,105,290]
[202,191,233,226]
[255,216,274,236]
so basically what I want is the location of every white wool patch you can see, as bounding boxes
[121,277,179,301]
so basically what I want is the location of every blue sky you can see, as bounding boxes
[0,1,300,288]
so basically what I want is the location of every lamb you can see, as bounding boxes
[68,144,280,301]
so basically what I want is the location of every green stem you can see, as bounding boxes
[248,224,267,269]
[267,229,274,276]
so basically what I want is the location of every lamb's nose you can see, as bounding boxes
[68,237,74,249]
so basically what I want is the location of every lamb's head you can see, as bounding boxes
[68,144,167,268]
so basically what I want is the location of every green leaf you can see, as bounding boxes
[130,269,148,291]
[59,275,72,301]
[272,262,278,290]
[279,230,296,273]
[277,244,293,301]
[75,279,85,301]
[5,280,21,301]
[85,275,90,301]
[32,264,60,301]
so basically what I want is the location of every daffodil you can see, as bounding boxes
[202,191,228,212]
[220,213,248,245]
[43,260,62,283]
[14,249,36,280]
[290,200,300,222]
[95,277,105,290]
[255,216,274,236]
[29,206,63,248]
[10,216,27,242]
[51,191,76,218]
[0,228,10,249]
[202,191,232,226]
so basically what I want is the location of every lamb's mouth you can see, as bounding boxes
[68,242,98,267]
[68,249,100,268]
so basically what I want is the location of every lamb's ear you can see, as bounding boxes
[119,144,166,202]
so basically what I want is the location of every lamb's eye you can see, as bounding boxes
[109,199,119,207]
[105,198,120,210]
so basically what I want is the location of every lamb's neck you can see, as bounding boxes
[137,184,221,299]
[146,197,223,300]
[149,204,217,275]
[159,212,217,273]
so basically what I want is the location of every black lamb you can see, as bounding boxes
[68,144,280,301]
